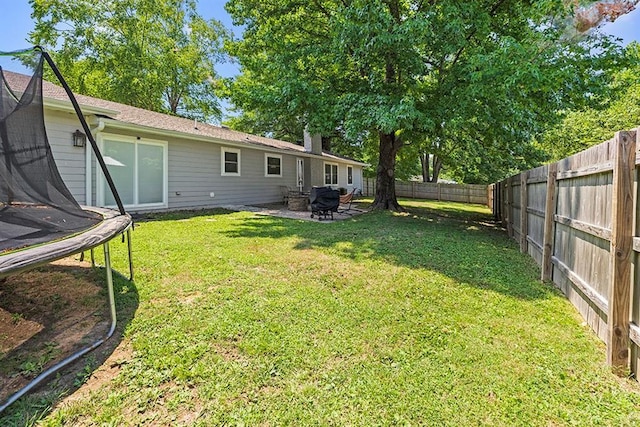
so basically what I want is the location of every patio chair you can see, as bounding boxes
[338,188,358,214]
[280,185,292,204]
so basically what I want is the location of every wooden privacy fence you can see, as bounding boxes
[494,129,640,377]
[362,178,489,205]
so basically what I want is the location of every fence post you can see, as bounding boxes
[488,184,493,210]
[607,130,636,374]
[494,183,500,220]
[541,163,557,282]
[520,171,529,254]
[505,177,513,237]
[498,182,503,221]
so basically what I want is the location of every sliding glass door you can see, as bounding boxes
[99,135,167,209]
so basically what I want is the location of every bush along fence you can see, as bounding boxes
[493,129,640,378]
[362,177,489,205]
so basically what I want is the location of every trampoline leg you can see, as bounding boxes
[0,243,118,413]
[104,242,117,338]
[90,248,95,267]
[126,229,134,281]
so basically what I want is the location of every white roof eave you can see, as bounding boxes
[44,97,120,117]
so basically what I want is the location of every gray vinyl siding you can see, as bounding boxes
[355,166,363,190]
[319,161,364,192]
[44,110,88,204]
[165,138,300,211]
[164,140,365,212]
[340,164,363,191]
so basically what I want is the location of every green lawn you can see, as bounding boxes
[4,199,640,425]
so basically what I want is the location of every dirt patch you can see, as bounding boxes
[61,342,133,404]
[0,257,111,404]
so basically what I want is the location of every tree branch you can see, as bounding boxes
[449,0,507,69]
[312,0,334,20]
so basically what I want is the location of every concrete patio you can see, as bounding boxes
[221,202,367,222]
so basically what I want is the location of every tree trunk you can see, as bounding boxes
[420,152,430,182]
[432,155,442,183]
[371,131,403,211]
[372,1,403,211]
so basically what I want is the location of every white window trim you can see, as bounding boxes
[221,147,241,176]
[324,162,339,186]
[264,153,283,177]
[96,133,168,209]
[347,166,353,185]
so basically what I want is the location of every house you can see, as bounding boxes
[5,71,366,213]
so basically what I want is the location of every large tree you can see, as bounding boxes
[226,0,624,209]
[29,0,228,121]
[538,42,640,161]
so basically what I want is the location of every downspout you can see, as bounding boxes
[86,117,105,206]
[88,117,134,281]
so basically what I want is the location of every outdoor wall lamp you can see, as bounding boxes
[72,129,86,147]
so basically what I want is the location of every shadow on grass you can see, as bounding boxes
[218,201,554,301]
[0,263,139,425]
[132,208,232,222]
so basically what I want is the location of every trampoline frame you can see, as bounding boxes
[0,207,132,412]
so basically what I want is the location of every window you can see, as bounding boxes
[347,166,353,185]
[99,135,167,208]
[222,147,241,176]
[265,154,282,177]
[324,162,338,186]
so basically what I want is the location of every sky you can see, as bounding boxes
[0,2,638,85]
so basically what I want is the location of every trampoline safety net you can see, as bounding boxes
[0,49,101,253]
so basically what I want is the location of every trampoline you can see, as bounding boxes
[0,47,133,411]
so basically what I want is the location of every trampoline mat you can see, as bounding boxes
[0,204,102,253]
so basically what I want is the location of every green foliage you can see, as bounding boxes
[17,342,61,379]
[10,312,23,325]
[223,107,304,143]
[442,133,550,184]
[73,356,97,388]
[225,0,625,191]
[538,42,640,161]
[29,0,229,121]
[8,203,639,425]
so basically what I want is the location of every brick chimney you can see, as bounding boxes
[303,128,322,155]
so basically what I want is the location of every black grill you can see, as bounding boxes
[310,186,339,220]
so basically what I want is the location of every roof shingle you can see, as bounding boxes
[3,70,365,164]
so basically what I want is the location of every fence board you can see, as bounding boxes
[506,177,514,237]
[553,215,612,241]
[631,131,640,379]
[520,172,528,253]
[542,163,557,282]
[556,161,613,180]
[552,256,609,314]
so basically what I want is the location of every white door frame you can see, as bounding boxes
[296,158,304,192]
